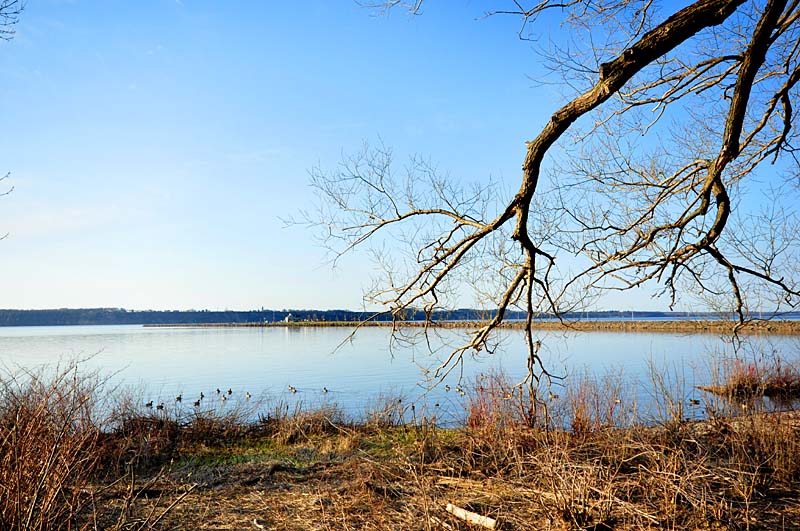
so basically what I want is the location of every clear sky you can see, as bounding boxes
[0,1,659,311]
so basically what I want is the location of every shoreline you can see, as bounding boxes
[143,318,800,335]
[6,359,800,530]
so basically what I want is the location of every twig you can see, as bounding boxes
[430,515,454,529]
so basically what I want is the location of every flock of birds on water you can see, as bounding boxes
[144,383,475,411]
[145,387,257,410]
[143,385,332,411]
[142,377,705,411]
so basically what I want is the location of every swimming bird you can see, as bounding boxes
[216,388,221,395]
[548,392,560,400]
[199,392,205,400]
[193,400,201,407]
[288,385,297,393]
[221,394,227,402]
[688,398,701,406]
[227,388,232,396]
[145,400,153,409]
[175,394,182,403]
[156,403,164,411]
[322,387,328,394]
[445,385,451,392]
[614,398,622,405]
[245,392,252,399]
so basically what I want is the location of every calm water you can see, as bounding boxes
[0,325,796,424]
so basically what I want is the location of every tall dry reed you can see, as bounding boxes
[0,363,103,531]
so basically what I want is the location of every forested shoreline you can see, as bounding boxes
[0,308,797,327]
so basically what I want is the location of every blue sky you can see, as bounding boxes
[0,1,659,311]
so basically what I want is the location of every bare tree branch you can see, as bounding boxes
[304,0,800,384]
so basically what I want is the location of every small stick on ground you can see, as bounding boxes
[429,515,454,530]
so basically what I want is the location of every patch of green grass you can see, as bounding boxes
[177,437,282,467]
[358,425,457,459]
[176,429,354,469]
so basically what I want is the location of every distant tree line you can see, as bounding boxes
[0,308,774,327]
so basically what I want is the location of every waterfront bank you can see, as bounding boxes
[144,319,800,335]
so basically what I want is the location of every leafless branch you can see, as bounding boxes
[305,0,800,381]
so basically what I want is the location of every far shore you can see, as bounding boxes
[143,318,800,335]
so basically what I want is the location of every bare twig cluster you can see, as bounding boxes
[0,0,21,40]
[304,0,800,382]
[0,364,102,531]
[0,363,201,531]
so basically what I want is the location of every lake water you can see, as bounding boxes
[0,324,796,425]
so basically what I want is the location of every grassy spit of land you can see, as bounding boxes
[145,319,800,335]
[3,359,800,531]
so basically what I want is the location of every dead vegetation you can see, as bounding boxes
[2,359,800,530]
[698,356,800,405]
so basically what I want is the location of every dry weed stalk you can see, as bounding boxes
[0,364,103,531]
[0,362,197,531]
[446,361,800,529]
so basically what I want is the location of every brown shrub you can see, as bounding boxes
[0,364,102,531]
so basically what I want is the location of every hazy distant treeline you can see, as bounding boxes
[0,308,723,327]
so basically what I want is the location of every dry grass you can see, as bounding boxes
[0,362,250,531]
[3,357,800,530]
[140,409,800,530]
[0,363,103,531]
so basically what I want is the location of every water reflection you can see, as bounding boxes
[0,325,796,425]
